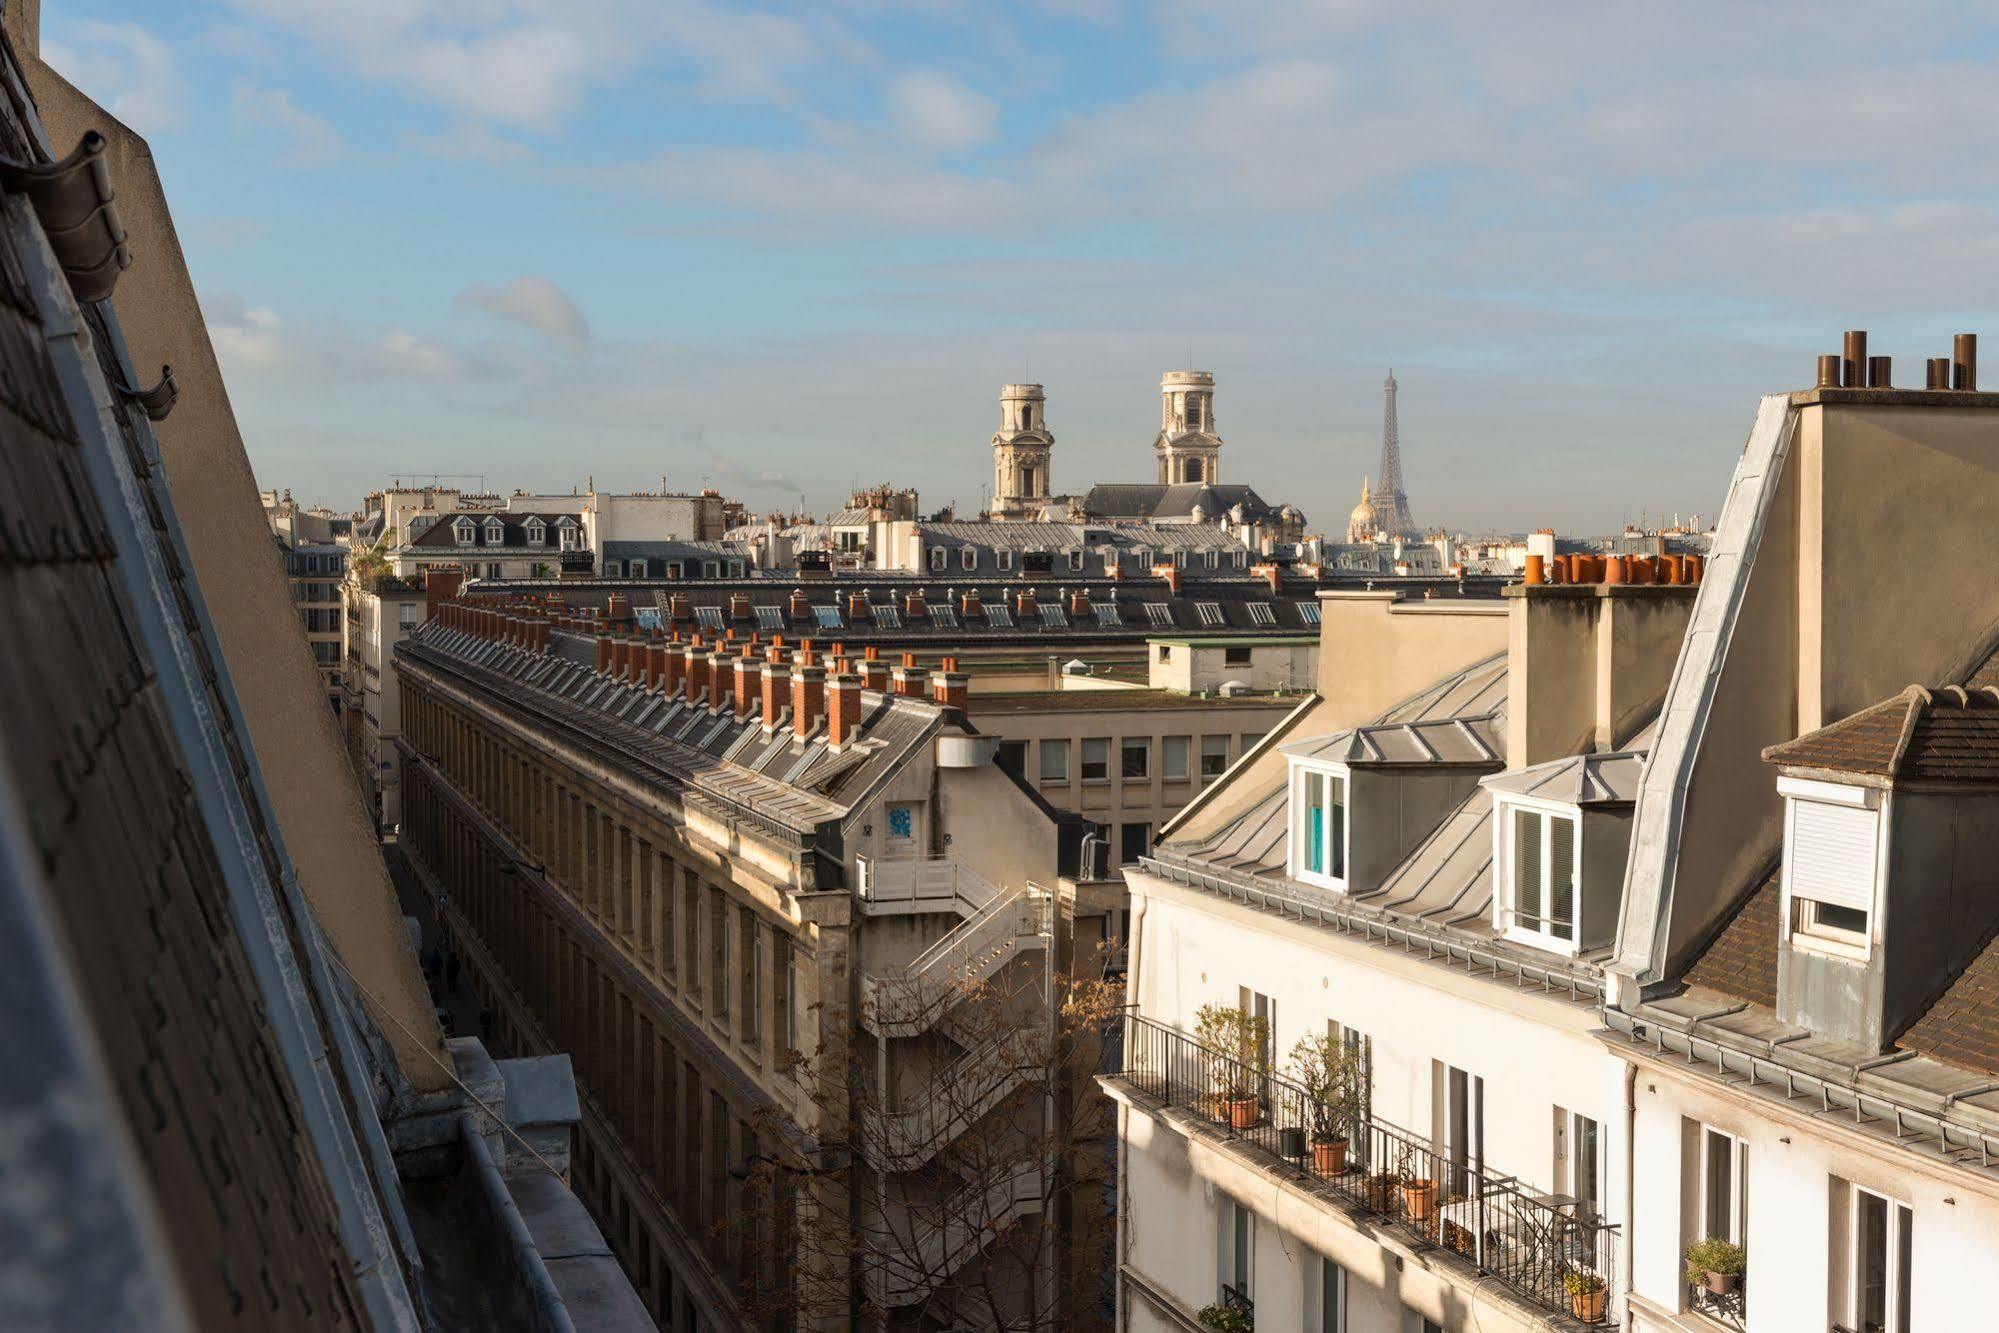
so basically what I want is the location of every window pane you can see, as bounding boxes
[1514,808,1543,927]
[1329,775,1346,878]
[1040,739,1070,782]
[1122,738,1149,779]
[1322,1259,1343,1333]
[1304,771,1326,875]
[1163,736,1190,780]
[1857,1190,1887,1333]
[1082,739,1109,780]
[1201,736,1230,777]
[1549,814,1575,940]
[1703,1131,1733,1240]
[1895,1205,1912,1333]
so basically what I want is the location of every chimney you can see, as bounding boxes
[709,651,737,712]
[663,642,687,696]
[761,659,790,730]
[1256,563,1281,594]
[647,639,667,689]
[733,656,759,719]
[1069,587,1091,618]
[730,591,751,622]
[860,658,889,692]
[670,592,691,624]
[931,657,969,712]
[961,588,982,619]
[684,649,709,705]
[425,566,463,619]
[904,590,927,621]
[1015,588,1037,621]
[595,634,613,675]
[792,662,827,740]
[828,674,863,749]
[533,619,550,654]
[847,593,870,623]
[1928,357,1951,390]
[1842,329,1867,388]
[789,588,811,623]
[1954,332,1978,391]
[892,652,928,698]
[607,592,632,625]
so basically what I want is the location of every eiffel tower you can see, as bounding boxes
[1374,370,1416,536]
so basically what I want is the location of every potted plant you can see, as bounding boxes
[1564,1268,1608,1325]
[1194,1002,1270,1129]
[1684,1237,1746,1295]
[1286,1031,1358,1177]
[1395,1145,1436,1223]
[1361,1171,1398,1212]
[1196,1302,1253,1333]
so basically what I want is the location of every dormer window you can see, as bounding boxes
[930,546,948,572]
[453,517,476,545]
[997,549,1014,571]
[482,517,504,545]
[1494,796,1579,952]
[1287,760,1348,890]
[960,547,978,571]
[1778,776,1881,960]
[524,518,546,546]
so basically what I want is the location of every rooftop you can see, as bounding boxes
[1763,683,1999,784]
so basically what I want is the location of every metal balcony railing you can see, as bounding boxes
[1118,1014,1621,1328]
[860,885,1049,1038]
[854,854,1001,916]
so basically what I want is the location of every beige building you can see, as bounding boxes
[282,539,348,710]
[342,568,428,827]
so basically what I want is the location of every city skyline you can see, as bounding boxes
[45,1,1999,531]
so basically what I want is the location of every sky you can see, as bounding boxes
[40,1,1999,534]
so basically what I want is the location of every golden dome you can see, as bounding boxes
[1347,477,1378,533]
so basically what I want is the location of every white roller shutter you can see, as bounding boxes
[1788,799,1877,911]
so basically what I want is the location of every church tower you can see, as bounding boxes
[1155,370,1220,485]
[992,383,1053,519]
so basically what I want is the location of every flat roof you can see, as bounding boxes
[972,688,1306,714]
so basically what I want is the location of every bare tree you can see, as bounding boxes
[732,959,1126,1331]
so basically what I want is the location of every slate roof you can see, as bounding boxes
[1481,737,1652,806]
[410,510,583,550]
[1681,869,1781,1009]
[1280,712,1505,767]
[1078,482,1295,523]
[1763,684,1999,783]
[1898,925,1999,1075]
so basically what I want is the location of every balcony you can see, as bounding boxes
[1111,1014,1621,1329]
[854,854,1000,917]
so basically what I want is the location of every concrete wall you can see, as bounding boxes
[1507,586,1695,769]
[1150,641,1318,694]
[1315,593,1508,726]
[13,23,448,1086]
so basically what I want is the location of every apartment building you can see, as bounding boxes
[282,539,348,708]
[343,568,428,826]
[392,596,1117,1328]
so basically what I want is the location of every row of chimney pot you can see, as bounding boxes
[1816,331,1978,391]
[1521,553,1703,587]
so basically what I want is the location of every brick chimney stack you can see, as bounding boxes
[792,661,827,739]
[828,674,863,750]
[684,648,709,705]
[424,566,464,620]
[932,657,969,712]
[892,652,928,698]
[761,658,789,730]
[733,657,759,718]
[709,650,737,712]
[904,590,926,621]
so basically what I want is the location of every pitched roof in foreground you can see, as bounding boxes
[1762,683,1999,783]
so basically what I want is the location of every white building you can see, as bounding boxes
[1106,360,1999,1333]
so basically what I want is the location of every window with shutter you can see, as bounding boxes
[1787,796,1878,951]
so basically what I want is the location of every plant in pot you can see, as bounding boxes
[1196,1302,1253,1333]
[1563,1268,1609,1325]
[1194,1002,1269,1129]
[1286,1031,1358,1177]
[1395,1145,1436,1223]
[1684,1237,1746,1295]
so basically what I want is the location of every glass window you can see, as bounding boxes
[997,549,1014,570]
[1316,1256,1346,1333]
[1503,805,1578,947]
[1144,603,1174,627]
[984,605,1014,628]
[1201,735,1230,778]
[997,739,1027,774]
[1224,646,1252,666]
[929,546,947,571]
[929,606,959,629]
[1292,764,1347,885]
[1699,1125,1745,1245]
[694,606,725,631]
[1038,604,1068,627]
[398,603,418,629]
[1040,739,1070,782]
[1851,1187,1912,1333]
[753,605,785,630]
[1163,736,1190,781]
[1093,602,1122,626]
[1195,602,1225,627]
[813,605,844,628]
[1299,602,1321,625]
[1246,602,1276,625]
[960,547,977,570]
[1119,822,1151,864]
[1121,738,1149,780]
[1081,738,1109,782]
[872,605,902,629]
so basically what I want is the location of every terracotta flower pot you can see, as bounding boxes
[1204,1095,1231,1124]
[1228,1097,1260,1129]
[1400,1179,1437,1222]
[1570,1283,1607,1325]
[1311,1138,1348,1177]
[1704,1269,1740,1296]
[1362,1173,1397,1212]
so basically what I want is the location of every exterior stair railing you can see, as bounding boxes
[862,1165,1046,1309]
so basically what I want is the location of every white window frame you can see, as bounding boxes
[1039,738,1070,783]
[627,559,647,578]
[1777,775,1882,963]
[524,518,546,546]
[558,522,580,551]
[1217,1195,1254,1305]
[453,517,476,545]
[482,517,504,545]
[1695,1123,1747,1248]
[1845,1184,1912,1333]
[1163,735,1190,782]
[1286,758,1350,892]
[960,547,978,571]
[1068,549,1085,571]
[1493,793,1582,955]
[997,548,1014,571]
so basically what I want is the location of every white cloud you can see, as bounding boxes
[42,21,180,135]
[202,290,465,382]
[453,277,592,341]
[232,84,342,163]
[630,147,1021,229]
[890,72,997,150]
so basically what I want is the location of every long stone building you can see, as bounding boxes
[394,590,1124,1327]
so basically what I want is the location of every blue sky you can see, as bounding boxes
[41,0,1999,532]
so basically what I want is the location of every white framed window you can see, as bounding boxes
[1845,1185,1912,1333]
[1163,735,1190,781]
[960,547,978,571]
[1217,1195,1254,1307]
[1234,550,1250,568]
[1068,549,1085,571]
[453,517,476,545]
[628,559,647,578]
[1039,739,1070,783]
[1494,796,1580,953]
[1779,776,1880,961]
[1554,1107,1603,1221]
[997,549,1014,571]
[1205,549,1220,569]
[1094,602,1121,626]
[603,560,623,577]
[1081,738,1109,782]
[524,518,546,545]
[929,546,947,572]
[1299,601,1321,625]
[1696,1123,1746,1247]
[483,517,504,544]
[1287,761,1348,890]
[558,522,580,551]
[1201,735,1230,779]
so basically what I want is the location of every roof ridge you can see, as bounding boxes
[1886,682,1933,776]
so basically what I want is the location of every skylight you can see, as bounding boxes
[1038,604,1068,628]
[1246,602,1276,625]
[1195,602,1226,628]
[1144,603,1174,627]
[872,605,902,628]
[754,606,785,630]
[813,605,844,629]
[1094,603,1122,626]
[985,605,1015,628]
[694,606,725,631]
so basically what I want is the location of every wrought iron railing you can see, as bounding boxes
[1119,1014,1621,1327]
